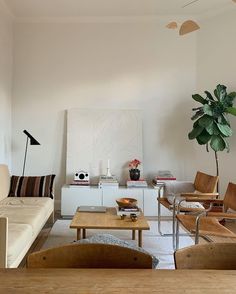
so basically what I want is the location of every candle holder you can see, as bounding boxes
[106,159,112,178]
[106,167,112,178]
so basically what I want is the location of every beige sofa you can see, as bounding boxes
[0,164,54,268]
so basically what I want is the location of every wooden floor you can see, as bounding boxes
[19,213,236,268]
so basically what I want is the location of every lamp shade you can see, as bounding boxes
[179,20,200,36]
[23,130,40,145]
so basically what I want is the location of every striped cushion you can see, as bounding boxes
[9,175,55,199]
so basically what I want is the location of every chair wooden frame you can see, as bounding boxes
[157,171,218,249]
[27,243,153,269]
[174,243,236,269]
[175,182,236,249]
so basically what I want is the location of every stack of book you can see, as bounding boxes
[126,180,148,188]
[98,175,119,188]
[152,170,176,187]
[70,180,90,186]
[116,206,141,216]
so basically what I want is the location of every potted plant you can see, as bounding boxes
[188,84,236,190]
[129,159,141,181]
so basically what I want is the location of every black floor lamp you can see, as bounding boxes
[22,130,40,176]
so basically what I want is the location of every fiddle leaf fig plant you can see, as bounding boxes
[188,84,236,181]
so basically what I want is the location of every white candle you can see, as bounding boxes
[107,159,110,169]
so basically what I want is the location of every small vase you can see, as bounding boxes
[129,169,140,181]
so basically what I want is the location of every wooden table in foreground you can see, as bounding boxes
[70,207,150,247]
[0,269,236,293]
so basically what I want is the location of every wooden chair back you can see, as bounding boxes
[194,171,218,193]
[27,243,153,269]
[223,182,236,212]
[175,243,236,269]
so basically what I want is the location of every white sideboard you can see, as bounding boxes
[61,185,171,217]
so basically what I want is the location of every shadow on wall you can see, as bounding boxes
[52,110,67,209]
[158,99,197,178]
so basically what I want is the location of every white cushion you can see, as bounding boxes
[7,223,33,267]
[164,181,204,209]
[0,197,53,211]
[163,181,195,196]
[0,205,49,235]
[167,194,204,209]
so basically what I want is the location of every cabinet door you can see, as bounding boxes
[102,187,144,210]
[61,186,102,217]
[143,188,172,216]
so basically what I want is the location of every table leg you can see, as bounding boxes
[77,229,81,240]
[138,230,142,247]
[132,230,136,240]
[82,228,86,239]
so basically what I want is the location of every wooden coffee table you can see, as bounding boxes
[70,207,150,247]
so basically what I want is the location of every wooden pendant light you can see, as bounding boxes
[166,0,236,36]
[179,20,200,35]
[166,22,178,29]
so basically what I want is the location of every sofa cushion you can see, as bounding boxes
[8,175,55,199]
[0,205,49,235]
[0,196,54,211]
[7,223,33,267]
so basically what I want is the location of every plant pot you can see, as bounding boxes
[129,169,140,181]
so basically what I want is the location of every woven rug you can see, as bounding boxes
[42,220,194,269]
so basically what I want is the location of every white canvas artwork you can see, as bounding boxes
[66,108,143,185]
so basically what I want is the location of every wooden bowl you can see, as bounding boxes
[116,197,137,208]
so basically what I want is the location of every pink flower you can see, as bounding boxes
[129,159,141,169]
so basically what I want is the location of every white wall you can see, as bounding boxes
[196,9,236,195]
[0,0,13,167]
[12,19,197,208]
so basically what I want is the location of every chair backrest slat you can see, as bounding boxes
[194,171,218,193]
[27,243,153,269]
[175,243,236,269]
[223,182,236,212]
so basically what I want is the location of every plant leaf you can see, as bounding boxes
[193,119,199,128]
[228,92,236,99]
[205,122,214,135]
[188,125,204,140]
[218,114,230,126]
[214,84,227,101]
[210,135,226,152]
[214,89,220,101]
[196,136,205,145]
[212,102,224,118]
[226,107,236,116]
[217,123,233,137]
[222,95,235,108]
[192,94,207,105]
[204,91,215,101]
[197,130,212,144]
[203,104,213,116]
[198,115,214,128]
[212,123,220,135]
[191,109,204,121]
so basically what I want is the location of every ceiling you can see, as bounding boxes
[3,0,233,18]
